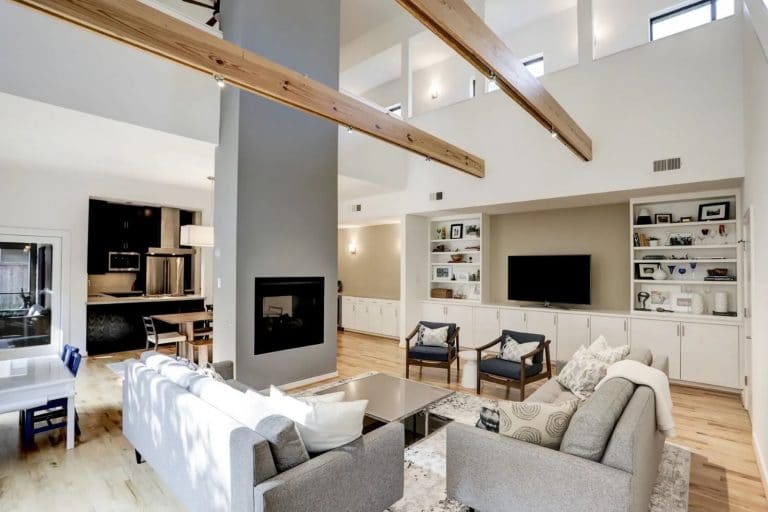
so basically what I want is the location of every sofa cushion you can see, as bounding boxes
[477,400,579,449]
[253,415,310,473]
[190,378,275,429]
[524,379,577,405]
[587,335,630,365]
[267,393,369,453]
[409,345,455,362]
[556,346,609,399]
[559,377,636,461]
[626,348,653,366]
[479,358,543,380]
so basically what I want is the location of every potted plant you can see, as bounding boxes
[648,236,660,247]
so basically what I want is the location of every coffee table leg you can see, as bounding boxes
[424,409,429,436]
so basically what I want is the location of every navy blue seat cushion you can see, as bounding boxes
[417,321,457,345]
[479,357,543,381]
[499,330,545,365]
[409,344,456,362]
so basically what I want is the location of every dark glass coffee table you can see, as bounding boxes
[318,373,454,442]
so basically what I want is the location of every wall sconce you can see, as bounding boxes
[429,83,440,100]
[347,242,357,255]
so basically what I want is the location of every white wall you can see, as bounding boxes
[743,0,768,491]
[0,0,220,144]
[340,15,745,225]
[593,0,737,58]
[0,167,213,355]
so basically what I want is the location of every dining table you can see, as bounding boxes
[151,310,213,360]
[0,355,76,449]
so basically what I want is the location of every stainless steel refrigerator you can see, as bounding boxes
[146,254,185,296]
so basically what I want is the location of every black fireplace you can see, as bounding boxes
[254,277,324,355]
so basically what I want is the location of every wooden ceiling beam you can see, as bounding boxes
[13,0,485,177]
[395,0,593,161]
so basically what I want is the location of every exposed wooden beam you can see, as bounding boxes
[13,0,485,177]
[395,0,593,161]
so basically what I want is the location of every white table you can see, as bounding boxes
[0,355,76,449]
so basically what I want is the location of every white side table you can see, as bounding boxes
[459,351,478,390]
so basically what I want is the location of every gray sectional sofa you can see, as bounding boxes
[446,350,669,512]
[122,355,404,512]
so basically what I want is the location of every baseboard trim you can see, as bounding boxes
[278,371,339,391]
[754,430,768,498]
[341,328,399,341]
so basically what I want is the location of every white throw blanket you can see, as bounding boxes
[595,359,676,437]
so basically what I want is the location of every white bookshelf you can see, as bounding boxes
[428,215,486,302]
[630,190,741,320]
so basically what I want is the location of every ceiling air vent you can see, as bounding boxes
[653,157,681,172]
[430,192,444,201]
[350,204,362,213]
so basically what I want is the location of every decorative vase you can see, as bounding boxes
[652,267,668,280]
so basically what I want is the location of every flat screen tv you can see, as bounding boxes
[507,255,591,306]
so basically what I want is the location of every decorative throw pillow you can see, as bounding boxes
[587,335,630,365]
[197,367,226,383]
[418,325,450,347]
[253,415,310,473]
[477,401,579,449]
[498,335,540,365]
[267,393,369,453]
[556,346,609,399]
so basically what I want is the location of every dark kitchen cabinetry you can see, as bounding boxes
[87,200,161,274]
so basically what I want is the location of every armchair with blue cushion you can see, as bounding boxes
[475,330,552,400]
[405,321,460,384]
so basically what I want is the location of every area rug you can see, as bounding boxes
[301,372,691,512]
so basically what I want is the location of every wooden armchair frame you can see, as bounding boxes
[405,323,461,384]
[475,337,552,400]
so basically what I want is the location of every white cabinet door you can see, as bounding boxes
[630,318,681,379]
[355,300,371,333]
[681,323,740,388]
[381,302,399,338]
[446,304,475,349]
[557,313,590,362]
[473,307,500,350]
[499,309,526,332]
[368,300,383,335]
[526,311,558,361]
[421,302,446,323]
[341,298,355,330]
[590,315,629,347]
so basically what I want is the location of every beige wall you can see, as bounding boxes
[489,203,630,309]
[338,224,401,300]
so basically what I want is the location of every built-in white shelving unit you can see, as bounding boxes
[630,190,742,320]
[428,215,487,303]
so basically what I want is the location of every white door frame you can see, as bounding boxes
[0,227,69,361]
[741,207,753,412]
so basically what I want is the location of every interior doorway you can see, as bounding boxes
[741,208,753,412]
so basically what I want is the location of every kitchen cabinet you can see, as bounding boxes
[342,297,399,339]
[681,323,739,388]
[499,309,526,332]
[557,313,591,362]
[526,311,558,361]
[591,315,629,347]
[630,318,681,379]
[421,302,447,323]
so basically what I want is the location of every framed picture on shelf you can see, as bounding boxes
[650,290,669,306]
[465,224,480,238]
[680,216,693,223]
[637,263,658,279]
[450,224,463,239]
[433,265,452,282]
[654,213,672,224]
[454,271,470,282]
[698,202,729,221]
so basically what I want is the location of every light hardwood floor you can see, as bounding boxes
[0,331,765,511]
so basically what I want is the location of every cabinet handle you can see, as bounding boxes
[681,325,685,337]
[676,324,680,337]
[524,313,527,324]
[624,320,627,332]
[496,310,499,320]
[586,317,590,328]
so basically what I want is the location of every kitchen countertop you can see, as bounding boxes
[87,294,205,306]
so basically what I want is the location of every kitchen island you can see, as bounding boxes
[86,295,205,354]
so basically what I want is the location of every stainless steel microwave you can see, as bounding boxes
[108,252,141,272]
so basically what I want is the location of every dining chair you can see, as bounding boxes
[143,316,186,356]
[193,305,213,339]
[22,352,82,448]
